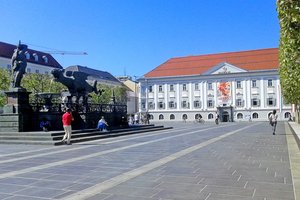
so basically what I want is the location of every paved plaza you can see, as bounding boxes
[0,121,299,200]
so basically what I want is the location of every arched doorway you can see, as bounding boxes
[222,111,229,122]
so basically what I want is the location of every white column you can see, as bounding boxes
[201,81,205,110]
[214,81,218,108]
[276,79,281,111]
[154,84,157,110]
[189,82,193,110]
[260,79,265,109]
[176,83,180,111]
[164,83,168,110]
[145,81,148,112]
[231,80,236,106]
[203,82,207,110]
[243,80,248,109]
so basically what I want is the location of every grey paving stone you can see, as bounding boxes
[2,195,48,200]
[0,177,39,186]
[0,193,12,199]
[203,185,255,197]
[13,186,67,199]
[152,189,209,200]
[207,193,265,200]
[105,185,161,197]
[0,183,26,193]
[87,193,154,200]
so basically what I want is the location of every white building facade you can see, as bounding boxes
[0,41,62,74]
[138,49,291,122]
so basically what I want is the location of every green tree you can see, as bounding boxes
[90,84,128,104]
[277,0,300,104]
[0,68,11,106]
[22,73,66,93]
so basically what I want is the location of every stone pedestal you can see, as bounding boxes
[0,88,32,132]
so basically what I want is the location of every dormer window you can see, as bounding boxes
[42,55,48,63]
[25,51,30,59]
[33,53,38,61]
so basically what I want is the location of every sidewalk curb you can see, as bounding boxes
[287,122,300,150]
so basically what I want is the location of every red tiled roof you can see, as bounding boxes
[144,48,278,78]
[0,41,62,69]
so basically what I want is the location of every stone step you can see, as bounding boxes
[54,126,172,145]
[0,125,172,145]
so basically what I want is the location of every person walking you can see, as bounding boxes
[215,113,220,125]
[61,108,74,145]
[269,109,278,135]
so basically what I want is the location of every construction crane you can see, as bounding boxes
[42,51,88,55]
[24,42,88,56]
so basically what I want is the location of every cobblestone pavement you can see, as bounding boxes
[0,121,299,200]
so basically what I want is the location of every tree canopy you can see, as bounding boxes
[277,0,300,104]
[0,68,127,106]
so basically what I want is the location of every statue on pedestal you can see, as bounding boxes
[11,41,28,88]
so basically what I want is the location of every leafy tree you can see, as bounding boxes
[22,73,66,94]
[90,84,128,104]
[0,68,11,106]
[277,0,300,105]
[0,68,127,106]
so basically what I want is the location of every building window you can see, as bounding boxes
[169,101,176,108]
[170,84,174,91]
[42,55,48,63]
[236,81,242,89]
[158,85,163,92]
[251,98,260,107]
[26,68,31,73]
[207,83,213,90]
[148,86,153,92]
[195,114,202,120]
[194,83,199,90]
[33,53,38,61]
[158,102,165,109]
[252,113,258,119]
[236,99,243,107]
[182,84,187,91]
[141,102,145,109]
[148,102,155,109]
[170,114,175,120]
[194,100,201,108]
[237,113,243,119]
[45,71,49,75]
[267,97,276,106]
[159,114,164,120]
[207,100,214,108]
[25,51,30,59]
[149,115,154,120]
[182,114,187,120]
[182,100,189,108]
[252,80,257,88]
[267,79,273,87]
[208,113,214,119]
[35,69,39,74]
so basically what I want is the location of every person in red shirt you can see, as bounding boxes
[61,108,74,145]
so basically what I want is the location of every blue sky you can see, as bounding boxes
[1,0,279,78]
